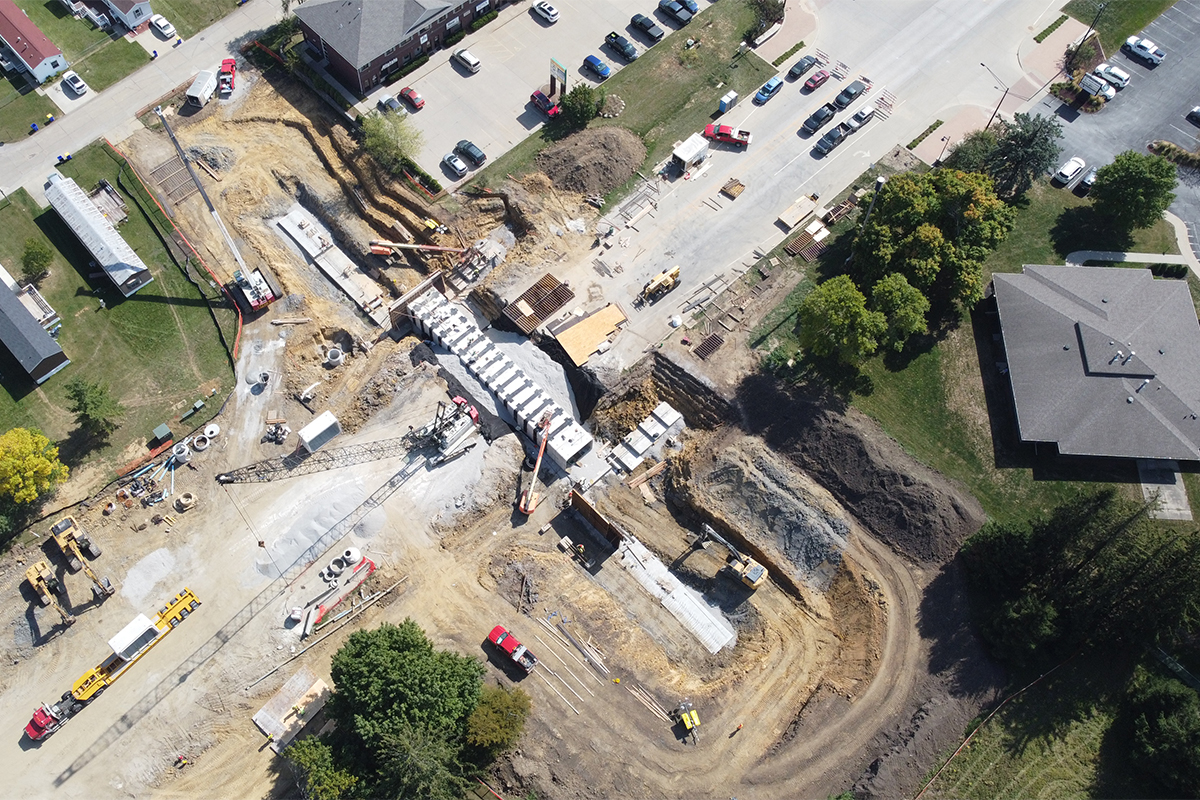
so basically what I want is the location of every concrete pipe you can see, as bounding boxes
[289,607,305,622]
[192,435,210,451]
[328,557,345,576]
[176,492,197,512]
[326,347,345,367]
[172,443,191,464]
[103,502,116,516]
[342,547,362,565]
[204,423,220,439]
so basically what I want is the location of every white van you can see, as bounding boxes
[453,48,481,73]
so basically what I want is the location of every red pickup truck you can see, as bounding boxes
[703,124,751,147]
[219,58,236,95]
[488,625,538,673]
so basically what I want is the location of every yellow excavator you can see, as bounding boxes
[697,523,767,590]
[50,517,114,601]
[638,265,681,305]
[25,561,76,626]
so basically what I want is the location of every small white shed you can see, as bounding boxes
[298,410,342,453]
[671,133,710,171]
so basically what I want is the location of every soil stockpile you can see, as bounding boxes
[535,127,646,194]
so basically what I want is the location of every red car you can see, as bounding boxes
[400,87,424,109]
[804,69,830,91]
[530,90,561,118]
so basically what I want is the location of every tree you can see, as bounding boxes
[852,169,1015,312]
[361,110,425,173]
[0,428,68,504]
[1090,150,1178,230]
[65,378,125,440]
[798,275,886,365]
[1127,667,1200,795]
[984,113,1063,199]
[871,273,930,351]
[376,722,465,800]
[467,684,532,755]
[284,738,358,800]
[21,238,53,283]
[560,84,601,129]
[944,128,998,173]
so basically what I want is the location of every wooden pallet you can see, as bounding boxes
[798,240,828,262]
[784,232,815,256]
[502,273,575,334]
[694,333,724,360]
[150,155,199,205]
[721,178,745,199]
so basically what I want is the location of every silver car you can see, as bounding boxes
[443,153,468,177]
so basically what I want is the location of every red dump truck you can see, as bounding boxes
[703,124,752,147]
[488,625,538,673]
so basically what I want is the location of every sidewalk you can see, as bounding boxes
[754,0,818,66]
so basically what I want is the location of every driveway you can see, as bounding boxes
[1032,0,1200,257]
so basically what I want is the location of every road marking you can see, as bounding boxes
[1168,124,1199,145]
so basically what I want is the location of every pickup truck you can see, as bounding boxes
[1123,36,1165,65]
[488,625,538,673]
[606,32,638,61]
[703,124,751,147]
[813,125,847,156]
[219,58,236,95]
[801,103,837,134]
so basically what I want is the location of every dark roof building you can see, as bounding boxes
[295,0,509,95]
[993,265,1200,461]
[0,279,69,385]
[44,173,153,298]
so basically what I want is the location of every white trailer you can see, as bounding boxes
[298,411,342,453]
[186,70,218,107]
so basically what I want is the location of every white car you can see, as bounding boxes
[1124,36,1164,65]
[62,70,88,95]
[533,1,559,22]
[149,14,176,38]
[1089,77,1116,101]
[1094,63,1130,88]
[443,153,468,177]
[1055,157,1086,185]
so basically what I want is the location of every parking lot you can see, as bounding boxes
[1033,0,1200,256]
[364,0,707,184]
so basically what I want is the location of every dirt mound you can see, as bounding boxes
[536,127,646,194]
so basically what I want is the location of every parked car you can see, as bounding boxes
[1093,63,1130,88]
[658,0,692,25]
[149,14,176,38]
[631,13,665,42]
[804,69,831,91]
[455,139,486,167]
[788,55,818,80]
[1089,76,1116,101]
[813,126,847,156]
[606,32,639,61]
[530,90,561,118]
[399,87,424,109]
[377,94,402,113]
[453,48,481,73]
[755,76,784,104]
[62,71,88,96]
[834,80,866,108]
[443,153,468,177]
[1189,106,1200,124]
[583,54,611,79]
[844,105,876,132]
[801,103,837,134]
[533,1,559,22]
[1055,156,1086,185]
[1123,36,1165,65]
[1080,167,1099,192]
[679,0,698,11]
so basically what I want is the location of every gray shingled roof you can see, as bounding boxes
[295,0,452,69]
[0,282,67,382]
[993,265,1200,460]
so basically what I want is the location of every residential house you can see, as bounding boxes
[0,0,67,83]
[0,264,69,384]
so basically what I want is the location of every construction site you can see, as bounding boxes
[0,63,1000,800]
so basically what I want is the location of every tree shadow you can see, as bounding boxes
[916,557,1006,700]
[1093,688,1169,799]
[56,425,111,468]
[1050,205,1135,257]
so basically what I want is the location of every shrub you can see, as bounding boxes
[1034,14,1068,43]
[444,28,466,47]
[906,119,943,150]
[470,11,498,32]
[772,41,806,67]
[383,55,429,86]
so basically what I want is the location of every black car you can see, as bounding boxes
[455,140,486,167]
[658,0,692,25]
[813,126,846,155]
[801,103,836,134]
[834,80,866,109]
[606,31,639,61]
[631,13,665,42]
[787,55,817,80]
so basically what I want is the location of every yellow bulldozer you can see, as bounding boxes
[25,561,75,626]
[638,265,681,305]
[50,517,114,601]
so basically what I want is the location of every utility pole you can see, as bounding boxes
[1068,2,1107,72]
[981,62,1010,130]
[860,176,887,232]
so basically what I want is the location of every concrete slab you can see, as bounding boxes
[252,666,331,752]
[1137,459,1193,520]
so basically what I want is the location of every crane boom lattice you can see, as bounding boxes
[216,437,412,484]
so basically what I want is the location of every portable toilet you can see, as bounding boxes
[718,91,738,113]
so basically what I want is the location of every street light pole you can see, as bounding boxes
[937,135,952,165]
[981,62,1011,130]
[860,176,887,231]
[1068,2,1107,72]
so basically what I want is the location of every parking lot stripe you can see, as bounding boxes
[1168,124,1199,145]
[1145,24,1188,44]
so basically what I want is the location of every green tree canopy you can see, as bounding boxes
[467,684,532,755]
[871,273,930,351]
[1090,150,1178,230]
[798,275,886,365]
[1127,667,1200,795]
[361,111,425,174]
[984,113,1063,199]
[560,84,601,129]
[943,128,998,173]
[852,169,1015,311]
[284,738,358,800]
[0,428,68,504]
[21,238,54,283]
[65,378,125,440]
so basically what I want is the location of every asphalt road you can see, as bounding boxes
[1030,0,1200,258]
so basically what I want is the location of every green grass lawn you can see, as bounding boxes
[1062,0,1179,54]
[472,0,774,199]
[148,0,243,40]
[0,74,57,141]
[71,37,151,91]
[0,142,235,488]
[12,0,109,61]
